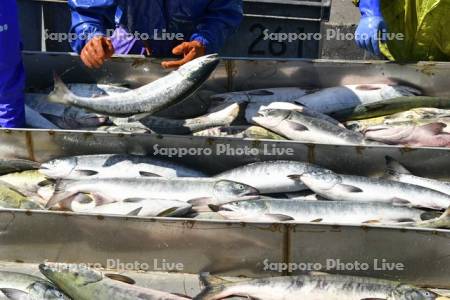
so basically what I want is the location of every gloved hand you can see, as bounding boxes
[80,36,115,69]
[161,41,206,69]
[355,0,387,56]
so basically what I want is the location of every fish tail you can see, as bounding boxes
[45,179,76,209]
[48,73,75,105]
[193,273,229,300]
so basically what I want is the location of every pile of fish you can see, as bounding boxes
[22,54,450,148]
[0,154,449,229]
[1,263,447,300]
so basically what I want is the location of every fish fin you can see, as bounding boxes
[37,179,56,187]
[127,207,142,216]
[171,293,192,299]
[420,122,447,134]
[199,273,230,287]
[265,214,294,221]
[248,90,275,96]
[73,169,99,177]
[286,121,309,131]
[188,197,214,207]
[394,218,416,223]
[362,220,381,224]
[310,218,323,223]
[334,184,363,193]
[0,288,29,300]
[208,204,221,212]
[157,207,179,217]
[391,198,413,207]
[46,180,76,208]
[48,73,74,105]
[104,273,136,284]
[287,174,302,181]
[385,156,412,175]
[129,112,152,121]
[420,211,442,221]
[123,198,147,203]
[139,171,162,177]
[194,273,230,300]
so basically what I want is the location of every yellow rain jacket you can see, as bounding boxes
[354,0,450,62]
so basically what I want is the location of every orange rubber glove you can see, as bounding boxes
[80,36,115,69]
[161,41,206,69]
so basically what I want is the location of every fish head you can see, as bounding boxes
[214,180,259,199]
[178,54,220,82]
[391,284,438,300]
[299,169,341,191]
[28,281,70,300]
[253,109,290,128]
[40,157,77,178]
[39,263,103,290]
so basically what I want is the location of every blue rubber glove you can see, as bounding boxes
[355,0,387,56]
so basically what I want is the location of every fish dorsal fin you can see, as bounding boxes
[104,273,136,285]
[248,90,275,96]
[199,273,231,287]
[139,171,162,177]
[265,214,294,221]
[310,218,323,223]
[384,156,412,175]
[73,170,99,176]
[286,121,309,132]
[334,184,363,193]
[0,288,29,300]
[420,122,447,134]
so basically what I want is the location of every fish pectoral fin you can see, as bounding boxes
[139,171,162,177]
[287,174,301,181]
[335,184,363,193]
[199,272,232,287]
[420,211,442,221]
[362,220,381,224]
[188,197,215,207]
[73,169,99,176]
[286,121,309,131]
[208,204,222,212]
[394,218,416,223]
[157,207,179,217]
[127,207,142,216]
[420,122,447,134]
[265,214,294,221]
[391,198,413,207]
[0,288,29,300]
[310,218,323,223]
[104,273,136,285]
[37,179,56,187]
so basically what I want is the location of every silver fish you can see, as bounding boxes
[26,93,108,129]
[194,273,438,300]
[25,105,59,129]
[211,87,308,103]
[66,83,131,97]
[215,161,320,194]
[384,156,450,195]
[0,271,69,300]
[212,198,430,224]
[193,126,286,140]
[289,168,450,210]
[365,123,450,147]
[253,109,368,145]
[245,101,344,127]
[40,154,206,179]
[112,102,241,135]
[46,177,259,208]
[75,198,192,217]
[0,159,40,176]
[295,84,421,114]
[39,263,189,300]
[48,54,220,116]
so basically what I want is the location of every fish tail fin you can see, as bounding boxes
[45,179,76,209]
[384,156,412,176]
[48,73,74,105]
[194,273,229,300]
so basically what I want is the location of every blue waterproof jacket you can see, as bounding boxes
[68,0,243,56]
[0,0,26,128]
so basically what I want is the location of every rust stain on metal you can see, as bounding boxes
[307,144,316,163]
[97,215,105,221]
[251,140,262,148]
[185,220,196,229]
[399,147,417,154]
[25,211,32,216]
[283,224,291,276]
[225,60,234,91]
[25,132,36,162]
[355,146,366,155]
[206,138,215,146]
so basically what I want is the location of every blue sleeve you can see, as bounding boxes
[68,0,117,53]
[191,0,243,54]
[0,0,25,128]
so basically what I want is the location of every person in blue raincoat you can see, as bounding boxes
[0,0,26,128]
[68,0,243,69]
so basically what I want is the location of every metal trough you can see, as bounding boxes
[0,53,448,289]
